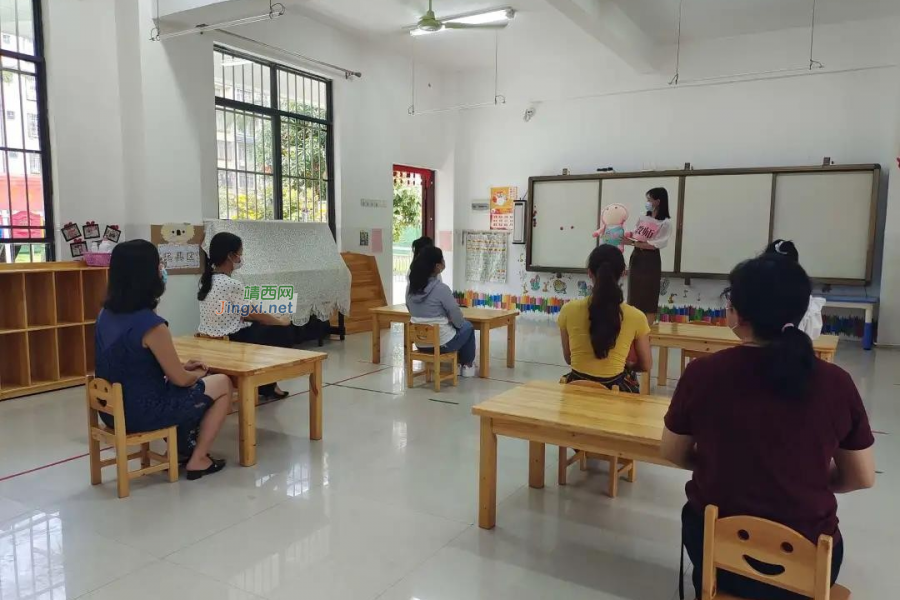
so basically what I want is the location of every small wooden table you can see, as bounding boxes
[472,381,672,529]
[370,305,519,378]
[173,336,327,467]
[640,323,840,394]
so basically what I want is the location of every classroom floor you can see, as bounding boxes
[0,322,897,600]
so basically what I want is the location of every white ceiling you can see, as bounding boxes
[163,0,900,71]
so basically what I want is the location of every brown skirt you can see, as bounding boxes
[628,248,661,315]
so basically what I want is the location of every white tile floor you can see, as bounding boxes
[0,321,898,599]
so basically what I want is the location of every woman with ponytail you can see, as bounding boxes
[558,244,653,392]
[662,254,875,600]
[198,232,293,400]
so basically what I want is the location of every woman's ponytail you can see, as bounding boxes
[197,254,214,301]
[765,324,815,397]
[728,255,815,398]
[586,245,627,359]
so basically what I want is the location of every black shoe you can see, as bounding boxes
[186,456,226,481]
[259,388,290,402]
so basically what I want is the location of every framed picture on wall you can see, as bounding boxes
[103,225,121,243]
[83,222,101,239]
[61,222,81,242]
[70,241,88,257]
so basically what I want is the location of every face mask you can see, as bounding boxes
[160,267,169,286]
[645,202,655,213]
[232,256,243,270]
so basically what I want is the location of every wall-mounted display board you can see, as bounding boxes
[526,164,879,284]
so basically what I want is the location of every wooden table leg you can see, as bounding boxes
[309,360,323,441]
[657,346,669,387]
[238,377,257,467]
[478,417,498,529]
[529,441,545,489]
[506,319,516,369]
[480,323,491,378]
[639,371,650,395]
[371,314,381,364]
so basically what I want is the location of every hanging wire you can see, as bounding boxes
[494,31,506,105]
[408,36,417,115]
[808,0,824,70]
[669,0,683,85]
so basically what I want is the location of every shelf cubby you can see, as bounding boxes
[28,329,59,385]
[0,332,30,393]
[24,272,57,327]
[57,326,86,379]
[85,323,96,374]
[0,273,27,331]
[82,269,107,322]
[55,269,84,325]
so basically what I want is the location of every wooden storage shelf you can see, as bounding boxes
[25,272,56,327]
[0,262,107,401]
[0,273,27,330]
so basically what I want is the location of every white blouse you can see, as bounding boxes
[198,273,252,338]
[633,216,672,250]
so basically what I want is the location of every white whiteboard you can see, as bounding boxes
[530,180,600,270]
[773,172,874,280]
[681,174,773,274]
[601,177,681,272]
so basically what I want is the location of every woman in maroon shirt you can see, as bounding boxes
[662,254,875,600]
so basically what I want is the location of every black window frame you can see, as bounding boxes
[214,46,336,239]
[0,0,54,261]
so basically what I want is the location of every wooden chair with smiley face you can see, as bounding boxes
[702,505,851,600]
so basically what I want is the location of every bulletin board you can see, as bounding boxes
[150,223,206,274]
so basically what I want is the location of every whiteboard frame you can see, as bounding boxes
[526,164,880,284]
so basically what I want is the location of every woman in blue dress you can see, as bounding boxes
[95,240,232,480]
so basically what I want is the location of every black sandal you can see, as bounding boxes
[186,456,226,481]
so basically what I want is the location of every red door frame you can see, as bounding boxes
[393,164,435,239]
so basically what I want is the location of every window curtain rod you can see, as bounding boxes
[218,31,362,80]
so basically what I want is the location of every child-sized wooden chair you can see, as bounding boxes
[702,505,852,600]
[405,322,458,392]
[557,378,637,497]
[86,376,179,498]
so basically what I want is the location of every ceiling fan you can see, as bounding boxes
[413,1,515,35]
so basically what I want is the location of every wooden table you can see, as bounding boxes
[370,305,519,378]
[173,336,327,467]
[472,381,672,529]
[639,323,840,394]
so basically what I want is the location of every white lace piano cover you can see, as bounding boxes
[202,219,351,327]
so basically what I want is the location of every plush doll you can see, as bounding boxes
[592,203,629,252]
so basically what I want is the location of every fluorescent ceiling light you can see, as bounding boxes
[451,9,514,25]
[409,7,514,36]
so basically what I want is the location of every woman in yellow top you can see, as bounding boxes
[559,244,653,392]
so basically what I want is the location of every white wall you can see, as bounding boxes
[447,16,900,327]
[876,72,900,345]
[44,1,455,334]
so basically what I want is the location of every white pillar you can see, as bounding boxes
[875,70,900,345]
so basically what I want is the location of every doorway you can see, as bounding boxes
[392,165,435,304]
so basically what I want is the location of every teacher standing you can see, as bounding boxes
[625,187,672,324]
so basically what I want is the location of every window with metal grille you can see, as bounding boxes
[214,47,334,235]
[0,0,52,263]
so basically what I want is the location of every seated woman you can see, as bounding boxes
[96,240,232,480]
[197,232,294,400]
[406,246,477,377]
[662,254,875,600]
[764,239,826,340]
[558,244,652,393]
